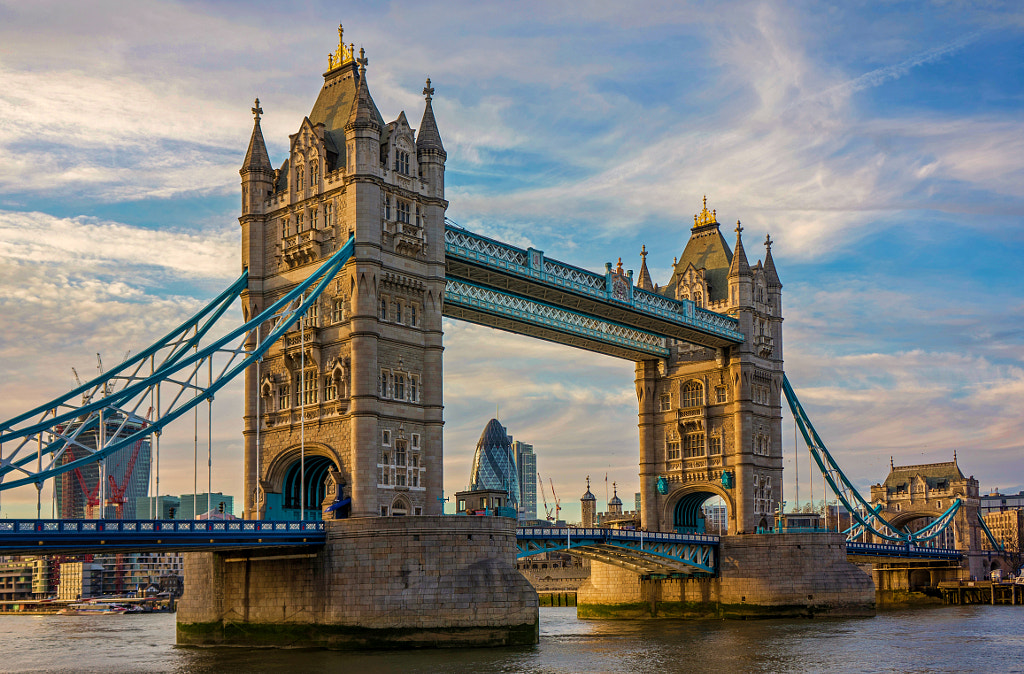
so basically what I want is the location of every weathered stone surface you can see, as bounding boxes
[177,516,538,648]
[577,533,875,619]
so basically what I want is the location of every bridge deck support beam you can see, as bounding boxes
[176,516,538,649]
[577,533,875,619]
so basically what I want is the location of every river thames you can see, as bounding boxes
[1,605,1022,672]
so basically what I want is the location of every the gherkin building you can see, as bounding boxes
[469,419,519,509]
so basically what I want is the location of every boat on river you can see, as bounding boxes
[57,603,127,615]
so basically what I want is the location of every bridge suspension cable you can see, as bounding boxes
[0,236,356,495]
[782,375,960,544]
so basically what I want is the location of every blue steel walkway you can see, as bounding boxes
[444,224,744,360]
[517,527,719,576]
[0,519,325,555]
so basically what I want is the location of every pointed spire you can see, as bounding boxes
[763,233,782,288]
[346,51,380,130]
[241,98,271,173]
[728,220,751,278]
[416,77,446,156]
[637,244,654,291]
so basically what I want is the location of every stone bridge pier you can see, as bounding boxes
[177,516,538,648]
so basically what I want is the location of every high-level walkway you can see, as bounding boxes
[444,224,744,360]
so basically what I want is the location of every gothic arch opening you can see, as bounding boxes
[280,455,337,521]
[672,491,728,534]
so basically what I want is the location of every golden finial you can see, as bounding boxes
[327,24,355,71]
[615,257,624,274]
[251,98,263,122]
[695,195,718,227]
[423,77,434,102]
[640,244,647,261]
[735,220,743,236]
[765,233,772,250]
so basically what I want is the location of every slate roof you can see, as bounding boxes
[883,461,966,490]
[662,223,734,302]
[306,62,384,171]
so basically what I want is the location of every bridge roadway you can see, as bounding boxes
[443,224,745,360]
[0,519,960,569]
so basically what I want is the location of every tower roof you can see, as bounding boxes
[416,78,446,157]
[728,220,751,278]
[636,245,654,292]
[608,482,623,506]
[307,31,383,166]
[663,196,734,302]
[346,49,382,131]
[763,233,782,288]
[582,476,597,501]
[241,98,272,173]
[882,461,966,491]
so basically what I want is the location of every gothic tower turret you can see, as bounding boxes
[637,197,784,535]
[241,27,447,520]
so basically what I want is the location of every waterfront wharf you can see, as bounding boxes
[938,580,1023,605]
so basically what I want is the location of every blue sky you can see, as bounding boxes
[0,1,1022,521]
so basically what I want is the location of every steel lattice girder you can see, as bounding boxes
[516,528,718,575]
[444,224,744,349]
[0,237,355,492]
[845,541,962,561]
[444,278,670,360]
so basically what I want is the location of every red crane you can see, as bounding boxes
[105,409,151,519]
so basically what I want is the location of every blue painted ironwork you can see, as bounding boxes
[0,518,325,555]
[0,237,356,492]
[517,526,718,576]
[845,541,962,561]
[444,223,744,347]
[783,375,961,544]
[445,278,670,359]
[977,512,1004,551]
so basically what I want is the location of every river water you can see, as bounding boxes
[1,606,1022,673]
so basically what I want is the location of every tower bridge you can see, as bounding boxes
[0,25,979,645]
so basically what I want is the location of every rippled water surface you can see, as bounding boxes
[2,606,1023,673]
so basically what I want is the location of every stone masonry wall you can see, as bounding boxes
[578,533,874,619]
[177,516,538,648]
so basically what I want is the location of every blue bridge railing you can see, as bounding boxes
[0,519,326,554]
[846,540,962,561]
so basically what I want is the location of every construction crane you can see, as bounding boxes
[105,408,152,519]
[538,473,554,521]
[548,478,562,522]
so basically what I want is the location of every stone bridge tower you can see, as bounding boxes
[637,199,784,535]
[869,459,985,578]
[239,28,447,519]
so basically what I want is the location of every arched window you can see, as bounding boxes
[391,496,410,516]
[682,381,704,408]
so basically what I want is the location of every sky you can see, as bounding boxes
[0,0,1022,522]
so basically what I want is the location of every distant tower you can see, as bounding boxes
[469,419,520,510]
[608,482,623,516]
[581,476,597,527]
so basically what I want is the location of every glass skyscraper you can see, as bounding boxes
[469,419,519,510]
[513,441,537,520]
